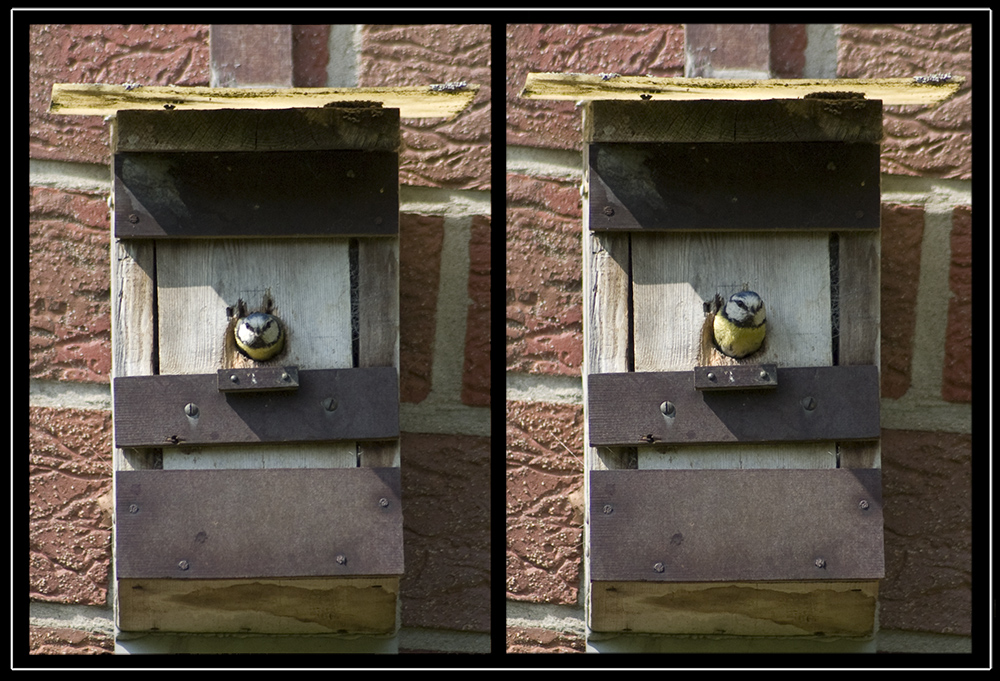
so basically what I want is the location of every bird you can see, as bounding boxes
[712,290,766,359]
[234,312,284,361]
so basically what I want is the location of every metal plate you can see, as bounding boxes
[693,363,777,391]
[590,468,884,582]
[588,365,879,446]
[114,149,398,238]
[217,366,299,392]
[116,467,403,579]
[114,367,398,448]
[588,141,880,232]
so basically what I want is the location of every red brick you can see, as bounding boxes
[359,24,491,191]
[686,24,770,76]
[506,175,583,377]
[400,432,490,633]
[462,214,491,407]
[29,24,210,164]
[942,206,972,402]
[399,213,443,403]
[769,24,807,77]
[506,626,586,653]
[880,204,924,399]
[29,407,113,606]
[880,429,971,635]
[29,626,113,655]
[506,401,584,605]
[292,25,331,87]
[839,24,972,180]
[29,188,111,383]
[506,24,685,151]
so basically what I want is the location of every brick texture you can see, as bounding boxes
[880,203,924,399]
[942,205,972,402]
[29,187,111,383]
[462,214,491,407]
[29,626,113,655]
[292,24,331,87]
[507,626,586,653]
[29,24,211,164]
[359,24,491,191]
[506,23,685,151]
[880,429,972,635]
[506,401,584,605]
[400,432,490,633]
[839,24,972,180]
[399,213,443,404]
[506,174,583,377]
[29,407,113,606]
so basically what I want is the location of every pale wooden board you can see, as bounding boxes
[118,577,399,635]
[155,238,355,469]
[51,82,479,119]
[591,580,879,637]
[631,231,835,469]
[523,73,964,107]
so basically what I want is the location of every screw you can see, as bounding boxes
[603,205,615,217]
[128,504,139,514]
[602,504,614,515]
[378,497,389,508]
[706,372,716,381]
[859,499,870,510]
[660,401,675,417]
[759,370,769,380]
[814,558,826,569]
[335,554,347,565]
[230,374,239,383]
[178,560,190,571]
[653,562,665,573]
[128,214,139,223]
[801,396,817,411]
[184,403,199,417]
[280,372,290,381]
[322,397,337,412]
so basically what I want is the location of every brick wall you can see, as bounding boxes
[27,23,490,655]
[505,23,972,653]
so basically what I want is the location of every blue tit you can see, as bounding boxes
[712,290,766,359]
[234,312,284,361]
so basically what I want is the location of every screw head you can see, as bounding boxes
[660,401,675,417]
[858,499,870,510]
[706,372,716,381]
[603,205,616,217]
[801,396,817,411]
[128,504,139,514]
[128,214,139,223]
[230,374,239,383]
[322,397,338,412]
[335,554,347,565]
[814,558,826,569]
[378,497,389,508]
[184,403,199,417]
[602,504,614,515]
[178,560,190,571]
[653,562,665,573]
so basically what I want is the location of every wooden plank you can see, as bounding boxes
[590,580,879,637]
[522,73,964,107]
[114,149,398,238]
[50,82,480,119]
[587,366,880,447]
[155,238,356,469]
[116,467,403,579]
[118,577,399,634]
[210,24,293,88]
[114,107,401,152]
[590,468,884,582]
[589,141,880,232]
[113,368,399,448]
[585,98,884,144]
[357,238,401,468]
